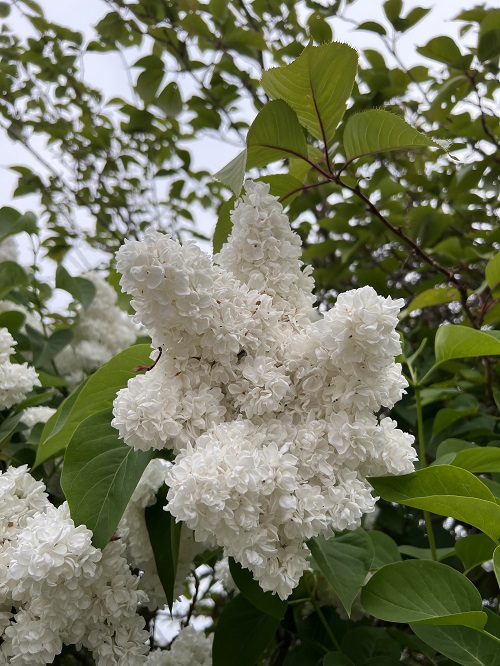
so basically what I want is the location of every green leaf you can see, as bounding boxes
[261,42,358,146]
[0,412,24,446]
[369,465,500,542]
[343,110,437,162]
[214,149,247,196]
[307,13,333,43]
[493,545,500,588]
[398,545,455,561]
[360,560,485,628]
[451,447,500,473]
[136,66,164,103]
[213,197,235,254]
[357,21,387,35]
[367,531,402,570]
[155,82,183,117]
[416,36,469,68]
[383,0,402,22]
[0,2,11,18]
[37,370,69,388]
[435,325,500,364]
[212,593,281,666]
[33,328,73,368]
[455,534,496,574]
[259,174,303,204]
[246,100,309,169]
[0,208,37,240]
[0,262,27,298]
[411,625,500,666]
[0,310,26,333]
[35,344,151,466]
[436,438,478,458]
[341,627,402,665]
[403,7,431,29]
[56,265,96,309]
[145,484,182,612]
[61,409,153,549]
[228,558,287,619]
[308,528,374,616]
[401,287,460,317]
[486,254,500,291]
[478,10,500,61]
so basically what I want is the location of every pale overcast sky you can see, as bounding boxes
[0,0,490,274]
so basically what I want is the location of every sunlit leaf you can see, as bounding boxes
[343,110,438,161]
[261,42,357,146]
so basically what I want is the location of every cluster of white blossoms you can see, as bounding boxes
[0,465,149,665]
[56,273,137,384]
[112,181,417,599]
[0,236,18,263]
[145,626,213,666]
[0,328,40,410]
[118,459,207,609]
[20,406,56,431]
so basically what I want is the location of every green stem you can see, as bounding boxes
[310,596,341,651]
[414,382,438,562]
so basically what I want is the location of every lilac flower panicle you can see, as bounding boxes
[113,180,416,600]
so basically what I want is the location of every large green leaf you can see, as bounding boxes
[308,528,374,616]
[228,558,287,620]
[361,560,486,628]
[212,593,281,666]
[411,624,500,666]
[261,42,358,146]
[368,531,402,570]
[416,36,470,68]
[61,409,153,549]
[343,110,437,161]
[35,344,151,466]
[435,325,500,364]
[247,100,309,168]
[145,484,182,612]
[450,447,500,473]
[214,101,308,196]
[369,465,500,542]
[400,286,460,318]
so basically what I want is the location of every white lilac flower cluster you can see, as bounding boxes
[0,236,19,263]
[145,625,213,666]
[0,328,40,410]
[56,273,137,384]
[118,459,207,609]
[112,180,416,600]
[0,465,149,665]
[20,406,56,431]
